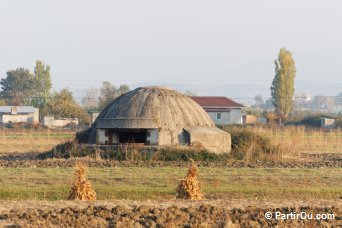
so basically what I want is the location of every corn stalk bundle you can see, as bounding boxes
[176,162,204,200]
[68,163,96,201]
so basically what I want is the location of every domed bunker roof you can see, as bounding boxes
[96,86,215,129]
[78,86,231,153]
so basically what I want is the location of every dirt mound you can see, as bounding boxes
[0,202,340,227]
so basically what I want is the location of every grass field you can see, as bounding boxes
[0,130,75,153]
[0,166,340,201]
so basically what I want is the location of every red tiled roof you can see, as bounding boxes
[190,96,244,108]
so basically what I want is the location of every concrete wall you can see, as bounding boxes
[186,127,231,153]
[96,118,158,129]
[1,113,35,124]
[43,116,79,127]
[97,129,120,144]
[0,108,39,124]
[158,129,174,145]
[147,129,158,145]
[34,108,39,123]
[97,129,108,144]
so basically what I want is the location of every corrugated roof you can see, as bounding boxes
[190,96,244,108]
[0,106,36,113]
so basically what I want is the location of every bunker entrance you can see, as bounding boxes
[106,129,147,144]
[118,130,146,143]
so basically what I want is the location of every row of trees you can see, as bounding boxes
[0,61,130,124]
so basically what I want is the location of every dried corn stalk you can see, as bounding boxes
[176,161,204,200]
[68,163,96,201]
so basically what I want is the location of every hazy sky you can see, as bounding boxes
[1,0,341,100]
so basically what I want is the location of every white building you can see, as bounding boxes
[0,106,39,124]
[191,96,244,125]
[43,116,79,128]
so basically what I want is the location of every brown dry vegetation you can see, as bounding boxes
[0,129,74,153]
[68,163,96,201]
[246,125,341,153]
[225,125,341,161]
[176,162,204,200]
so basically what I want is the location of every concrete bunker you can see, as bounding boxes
[79,86,231,153]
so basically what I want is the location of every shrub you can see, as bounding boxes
[39,142,232,162]
[224,126,282,161]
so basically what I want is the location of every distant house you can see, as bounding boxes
[0,106,39,124]
[190,96,244,125]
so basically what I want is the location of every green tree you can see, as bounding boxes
[47,88,90,124]
[33,60,52,116]
[270,48,296,123]
[0,68,35,105]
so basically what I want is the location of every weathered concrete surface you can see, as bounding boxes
[79,86,231,153]
[186,127,231,153]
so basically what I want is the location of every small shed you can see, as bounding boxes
[242,114,258,125]
[320,118,335,129]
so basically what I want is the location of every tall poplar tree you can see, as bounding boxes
[270,48,296,123]
[33,60,52,116]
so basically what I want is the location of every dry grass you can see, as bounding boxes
[176,161,204,200]
[225,125,341,161]
[0,129,75,153]
[68,163,96,201]
[252,125,341,152]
